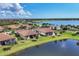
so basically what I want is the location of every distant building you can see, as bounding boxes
[56,25,61,30]
[15,29,38,40]
[0,33,16,45]
[20,24,33,29]
[47,25,56,30]
[0,26,5,32]
[7,24,21,30]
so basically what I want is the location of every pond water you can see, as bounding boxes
[36,20,79,25]
[13,39,79,56]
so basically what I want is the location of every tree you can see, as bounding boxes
[33,24,39,28]
[42,23,50,27]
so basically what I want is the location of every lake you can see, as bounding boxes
[13,39,79,56]
[35,20,79,25]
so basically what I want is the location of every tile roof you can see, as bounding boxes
[16,29,38,36]
[36,27,54,33]
[0,33,15,41]
[7,24,20,29]
[21,24,32,28]
[0,26,4,30]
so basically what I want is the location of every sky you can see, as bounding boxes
[0,3,32,19]
[1,3,79,19]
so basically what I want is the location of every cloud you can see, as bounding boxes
[0,3,32,19]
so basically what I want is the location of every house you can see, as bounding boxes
[15,29,38,40]
[0,33,16,45]
[56,25,61,30]
[0,26,5,32]
[35,27,55,36]
[44,25,56,30]
[7,24,20,30]
[20,24,33,29]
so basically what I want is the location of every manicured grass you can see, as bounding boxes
[0,31,79,56]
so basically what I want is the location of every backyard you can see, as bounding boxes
[0,31,79,56]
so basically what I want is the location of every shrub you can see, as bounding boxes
[3,47,11,51]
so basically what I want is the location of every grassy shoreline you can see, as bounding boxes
[0,31,79,56]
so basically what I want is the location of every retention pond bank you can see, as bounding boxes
[13,39,79,56]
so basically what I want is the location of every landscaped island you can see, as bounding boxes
[0,19,79,56]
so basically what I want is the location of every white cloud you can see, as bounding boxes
[0,3,32,19]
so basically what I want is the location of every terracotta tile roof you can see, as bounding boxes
[36,27,54,33]
[16,29,38,36]
[0,33,15,41]
[0,26,4,30]
[21,24,32,28]
[7,24,20,29]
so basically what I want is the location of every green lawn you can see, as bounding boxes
[0,31,79,56]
